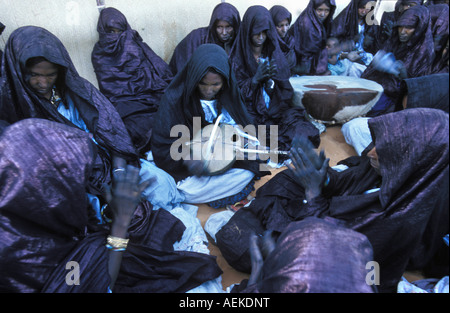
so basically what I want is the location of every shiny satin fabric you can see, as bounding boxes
[0,119,222,292]
[217,108,449,292]
[169,2,241,75]
[240,217,376,293]
[91,7,173,153]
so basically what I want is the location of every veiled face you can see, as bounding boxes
[251,31,267,47]
[27,60,59,100]
[276,18,290,38]
[398,26,416,43]
[366,146,381,175]
[215,20,234,44]
[315,3,331,22]
[105,26,122,34]
[197,71,224,100]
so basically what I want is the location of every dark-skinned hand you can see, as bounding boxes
[103,156,153,229]
[286,137,329,201]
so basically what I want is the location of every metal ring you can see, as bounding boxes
[113,168,125,173]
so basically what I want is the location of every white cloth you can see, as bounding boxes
[177,168,255,204]
[341,117,373,156]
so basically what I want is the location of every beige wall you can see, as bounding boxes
[0,0,395,87]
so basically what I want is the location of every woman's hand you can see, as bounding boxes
[287,136,329,201]
[103,156,153,290]
[104,157,152,232]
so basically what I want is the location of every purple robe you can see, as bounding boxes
[288,0,336,75]
[230,5,320,151]
[91,7,173,154]
[330,0,375,41]
[428,4,449,73]
[361,5,435,113]
[236,217,376,293]
[151,44,267,182]
[169,2,241,75]
[217,108,449,293]
[0,26,138,195]
[0,118,222,293]
[269,5,297,70]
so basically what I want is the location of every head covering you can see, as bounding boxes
[92,7,172,103]
[0,26,137,161]
[230,5,321,150]
[288,0,336,74]
[331,0,375,40]
[0,118,222,293]
[169,2,241,74]
[218,108,449,292]
[242,217,376,293]
[269,5,292,25]
[231,5,291,81]
[0,118,96,292]
[91,7,173,153]
[152,44,256,181]
[269,5,297,69]
[361,5,434,98]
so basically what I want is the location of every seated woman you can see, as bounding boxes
[0,119,222,292]
[169,2,241,75]
[341,4,436,154]
[0,26,138,197]
[233,217,376,293]
[151,44,269,208]
[269,5,297,72]
[215,108,449,293]
[288,0,336,76]
[330,0,377,66]
[92,7,173,155]
[229,5,321,153]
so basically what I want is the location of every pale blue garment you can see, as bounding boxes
[87,193,103,224]
[341,117,373,156]
[56,92,107,226]
[328,59,348,76]
[139,157,185,210]
[170,204,209,254]
[398,276,449,293]
[201,99,236,125]
[176,99,255,204]
[56,93,99,145]
[140,152,224,293]
[329,59,366,77]
[263,88,271,109]
[177,168,255,204]
[204,210,236,242]
[355,24,374,66]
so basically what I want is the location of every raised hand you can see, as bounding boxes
[104,156,153,228]
[287,137,329,201]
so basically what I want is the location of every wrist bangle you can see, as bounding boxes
[106,235,129,251]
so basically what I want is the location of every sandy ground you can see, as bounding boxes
[195,125,425,290]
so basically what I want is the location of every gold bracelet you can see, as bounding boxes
[106,235,129,250]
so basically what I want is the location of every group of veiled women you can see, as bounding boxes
[0,0,448,294]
